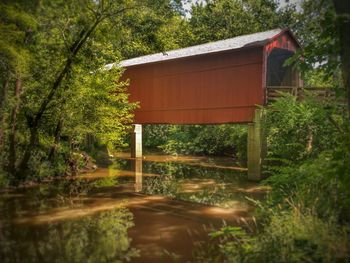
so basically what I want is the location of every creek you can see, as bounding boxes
[0,153,269,262]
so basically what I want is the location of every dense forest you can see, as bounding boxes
[1,0,349,262]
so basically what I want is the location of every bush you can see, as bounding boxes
[252,206,350,263]
[143,124,247,162]
[195,202,350,263]
[264,93,338,168]
[264,149,350,222]
[263,93,350,221]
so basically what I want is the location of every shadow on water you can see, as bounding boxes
[0,153,269,262]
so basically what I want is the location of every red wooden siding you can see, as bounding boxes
[265,31,299,56]
[123,47,264,124]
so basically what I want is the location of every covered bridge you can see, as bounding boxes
[112,28,301,180]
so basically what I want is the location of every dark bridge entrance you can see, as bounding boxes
[110,28,301,180]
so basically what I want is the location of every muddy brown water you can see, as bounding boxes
[0,154,269,263]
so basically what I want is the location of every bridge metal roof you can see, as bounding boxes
[106,28,290,69]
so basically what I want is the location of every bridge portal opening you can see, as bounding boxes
[267,48,298,87]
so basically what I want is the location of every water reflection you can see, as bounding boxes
[133,158,143,192]
[0,206,138,263]
[116,155,268,209]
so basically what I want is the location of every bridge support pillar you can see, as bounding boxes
[131,124,142,158]
[247,109,266,181]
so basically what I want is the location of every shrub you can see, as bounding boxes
[143,124,247,162]
[195,203,350,263]
[264,93,338,169]
[252,206,350,263]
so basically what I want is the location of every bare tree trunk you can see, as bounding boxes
[332,0,350,114]
[0,79,9,150]
[8,78,22,176]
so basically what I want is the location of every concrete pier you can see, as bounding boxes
[131,124,142,158]
[247,109,266,181]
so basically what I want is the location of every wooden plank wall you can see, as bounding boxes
[123,47,264,124]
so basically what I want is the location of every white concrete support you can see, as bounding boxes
[247,109,266,181]
[131,124,142,158]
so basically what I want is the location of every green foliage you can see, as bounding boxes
[143,124,172,149]
[116,0,189,58]
[249,208,350,263]
[264,93,338,167]
[0,0,140,184]
[189,0,295,44]
[144,124,247,161]
[263,96,350,218]
[0,2,35,75]
[247,89,350,263]
[193,225,255,263]
[265,149,350,220]
[302,68,341,88]
[290,0,341,84]
[195,203,350,263]
[64,67,136,146]
[0,169,9,188]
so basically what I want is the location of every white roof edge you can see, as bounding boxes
[106,28,283,69]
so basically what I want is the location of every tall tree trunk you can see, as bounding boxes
[0,79,9,150]
[332,0,350,114]
[48,116,63,164]
[8,78,22,176]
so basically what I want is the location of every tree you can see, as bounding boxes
[288,0,350,112]
[17,0,136,179]
[115,0,190,58]
[0,0,139,184]
[0,2,36,176]
[188,0,296,44]
[332,0,350,112]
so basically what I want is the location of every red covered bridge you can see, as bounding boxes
[111,28,301,180]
